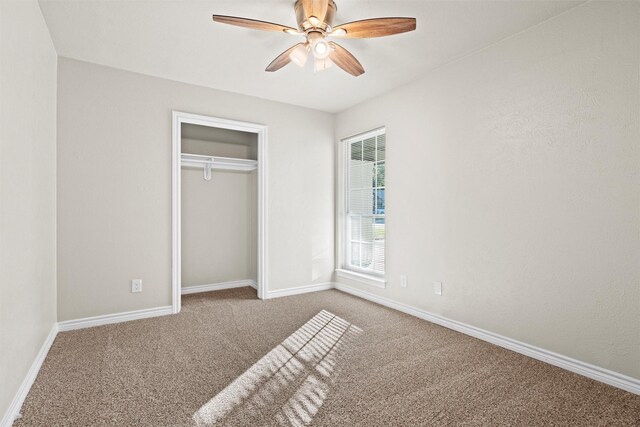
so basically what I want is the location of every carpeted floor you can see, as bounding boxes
[15,287,640,426]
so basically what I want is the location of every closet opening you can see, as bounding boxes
[171,111,267,313]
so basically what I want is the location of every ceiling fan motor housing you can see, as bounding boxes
[294,0,337,32]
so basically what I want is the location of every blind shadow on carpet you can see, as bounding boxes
[194,310,362,426]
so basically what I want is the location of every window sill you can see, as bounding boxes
[335,269,386,289]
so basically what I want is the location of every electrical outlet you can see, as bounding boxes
[131,279,142,293]
[434,281,442,296]
[400,275,408,288]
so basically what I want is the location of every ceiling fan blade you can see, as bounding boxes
[301,0,329,24]
[332,17,416,38]
[328,42,365,77]
[266,43,305,72]
[212,15,299,34]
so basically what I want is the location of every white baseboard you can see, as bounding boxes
[334,283,640,395]
[181,279,257,295]
[1,323,58,427]
[266,282,335,299]
[57,306,173,332]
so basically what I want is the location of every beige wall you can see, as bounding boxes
[56,58,335,321]
[181,167,257,287]
[181,138,255,159]
[181,125,257,159]
[0,0,57,421]
[336,1,640,379]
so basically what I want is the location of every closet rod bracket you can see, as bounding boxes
[204,161,212,181]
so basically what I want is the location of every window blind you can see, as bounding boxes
[345,128,385,275]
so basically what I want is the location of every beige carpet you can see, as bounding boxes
[15,287,640,426]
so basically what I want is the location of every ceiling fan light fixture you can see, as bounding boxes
[313,40,330,58]
[332,28,347,36]
[289,43,310,67]
[308,16,321,27]
[308,31,330,59]
[314,56,333,72]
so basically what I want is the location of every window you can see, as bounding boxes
[343,128,385,277]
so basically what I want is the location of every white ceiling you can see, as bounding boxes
[39,0,584,113]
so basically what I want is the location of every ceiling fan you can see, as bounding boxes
[212,0,416,77]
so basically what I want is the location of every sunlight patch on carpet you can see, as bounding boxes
[193,310,362,426]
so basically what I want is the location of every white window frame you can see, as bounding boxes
[336,127,386,288]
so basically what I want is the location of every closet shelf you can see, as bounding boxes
[180,153,258,171]
[181,153,257,181]
[181,153,257,172]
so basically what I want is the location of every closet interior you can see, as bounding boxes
[180,123,258,294]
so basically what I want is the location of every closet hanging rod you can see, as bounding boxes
[181,153,257,172]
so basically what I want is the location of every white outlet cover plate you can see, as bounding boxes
[132,279,142,293]
[434,281,442,295]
